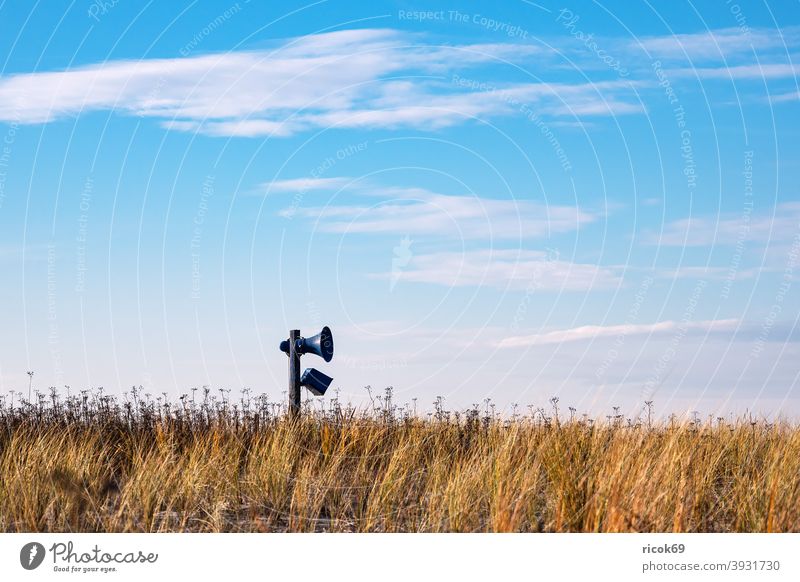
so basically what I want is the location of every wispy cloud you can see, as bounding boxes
[644,203,800,247]
[371,248,621,291]
[267,176,353,193]
[634,27,800,61]
[769,90,800,103]
[654,265,759,281]
[0,28,643,137]
[622,26,800,86]
[284,185,596,240]
[678,63,800,80]
[499,318,739,348]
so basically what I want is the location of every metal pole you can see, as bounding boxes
[288,329,301,417]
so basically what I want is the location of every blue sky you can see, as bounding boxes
[1,0,799,418]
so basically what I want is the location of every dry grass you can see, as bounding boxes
[0,388,798,532]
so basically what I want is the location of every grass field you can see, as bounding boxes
[1,388,798,532]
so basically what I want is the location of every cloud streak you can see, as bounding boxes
[0,28,643,137]
[634,27,800,61]
[284,184,597,240]
[678,63,800,80]
[376,248,621,291]
[267,176,353,193]
[499,318,739,348]
[644,203,800,247]
[623,26,800,85]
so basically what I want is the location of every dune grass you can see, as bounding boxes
[0,387,797,532]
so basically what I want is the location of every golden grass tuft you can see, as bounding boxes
[0,390,798,532]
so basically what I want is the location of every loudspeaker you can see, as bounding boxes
[300,368,333,396]
[279,326,334,362]
[297,326,334,362]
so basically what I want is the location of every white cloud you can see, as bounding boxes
[654,265,758,281]
[0,29,404,123]
[499,318,739,348]
[286,186,597,240]
[769,90,800,103]
[681,63,799,80]
[625,27,800,85]
[0,29,643,137]
[372,248,621,291]
[164,118,299,137]
[634,27,800,61]
[267,176,352,193]
[645,203,800,247]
